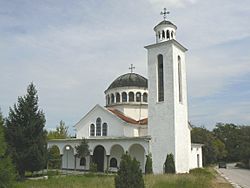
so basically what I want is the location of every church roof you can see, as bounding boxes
[154,20,177,30]
[108,107,147,125]
[107,73,148,91]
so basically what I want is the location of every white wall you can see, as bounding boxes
[189,144,203,169]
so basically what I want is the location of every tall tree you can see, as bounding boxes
[47,120,69,139]
[75,138,90,159]
[213,123,241,162]
[0,110,15,187]
[5,83,47,178]
[191,126,227,165]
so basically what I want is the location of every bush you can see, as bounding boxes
[145,153,153,174]
[164,153,175,174]
[89,162,97,172]
[115,153,144,188]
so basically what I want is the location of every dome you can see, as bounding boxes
[154,20,177,31]
[107,73,148,91]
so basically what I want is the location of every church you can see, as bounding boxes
[48,13,203,174]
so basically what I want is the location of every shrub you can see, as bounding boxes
[145,153,153,174]
[164,153,175,174]
[89,162,97,172]
[115,153,144,188]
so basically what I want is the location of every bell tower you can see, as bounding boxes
[145,10,191,173]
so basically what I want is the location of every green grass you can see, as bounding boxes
[14,168,231,188]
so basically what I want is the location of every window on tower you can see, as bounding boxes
[178,56,183,103]
[90,124,95,136]
[143,92,148,102]
[162,30,165,39]
[111,94,115,103]
[136,92,141,102]
[158,54,164,102]
[166,30,170,39]
[102,123,107,136]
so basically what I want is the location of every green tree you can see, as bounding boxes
[213,123,241,162]
[115,152,144,188]
[164,153,175,173]
[238,126,250,168]
[48,145,61,169]
[145,153,153,174]
[0,110,16,187]
[47,120,69,139]
[5,83,47,178]
[75,138,90,159]
[191,126,227,165]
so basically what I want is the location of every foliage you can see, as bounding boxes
[238,126,250,168]
[48,146,61,169]
[75,138,90,158]
[115,153,144,188]
[5,83,47,178]
[47,120,69,140]
[145,153,153,174]
[0,110,16,188]
[89,162,97,172]
[213,123,241,162]
[191,127,227,165]
[164,153,175,174]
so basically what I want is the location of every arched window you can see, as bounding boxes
[107,95,110,105]
[158,31,161,39]
[80,157,86,166]
[162,30,165,39]
[158,54,164,102]
[110,158,118,167]
[166,30,170,39]
[111,94,115,103]
[178,56,183,103]
[171,31,174,39]
[90,124,95,136]
[116,93,120,103]
[129,92,134,102]
[143,93,147,102]
[136,92,141,102]
[122,92,127,102]
[96,118,101,136]
[102,123,107,136]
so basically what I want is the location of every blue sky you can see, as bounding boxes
[0,0,250,133]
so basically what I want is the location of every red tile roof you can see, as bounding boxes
[107,108,147,125]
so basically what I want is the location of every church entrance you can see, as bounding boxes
[93,145,105,172]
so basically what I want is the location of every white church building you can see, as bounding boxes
[48,15,203,174]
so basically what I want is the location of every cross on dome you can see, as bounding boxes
[160,8,170,20]
[129,64,135,73]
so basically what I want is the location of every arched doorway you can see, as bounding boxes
[93,145,105,172]
[129,144,145,172]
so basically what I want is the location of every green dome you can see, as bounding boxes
[107,73,148,90]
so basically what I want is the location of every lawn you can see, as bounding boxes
[14,168,232,188]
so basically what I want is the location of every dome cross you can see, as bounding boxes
[160,8,170,20]
[129,64,135,73]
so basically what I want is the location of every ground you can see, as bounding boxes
[14,168,232,188]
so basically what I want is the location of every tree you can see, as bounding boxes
[213,123,241,162]
[238,126,250,168]
[0,110,16,187]
[48,145,61,169]
[75,138,90,158]
[164,153,175,173]
[191,126,227,165]
[145,153,153,174]
[47,120,69,139]
[5,83,47,178]
[115,152,144,188]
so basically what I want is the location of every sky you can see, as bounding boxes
[0,0,250,133]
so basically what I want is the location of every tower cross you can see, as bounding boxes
[129,64,135,73]
[160,8,170,20]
